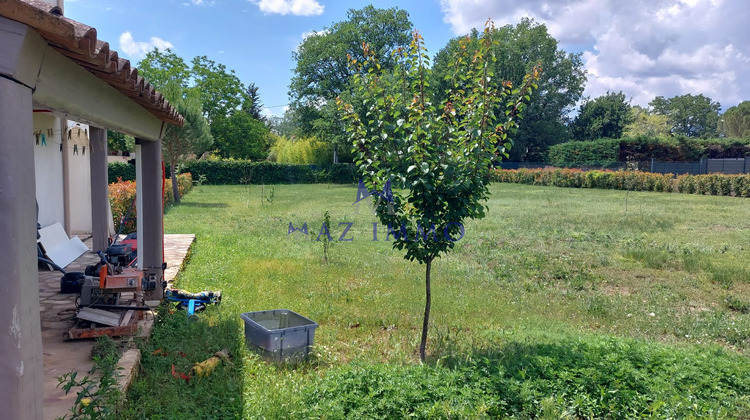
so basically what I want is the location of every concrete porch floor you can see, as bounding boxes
[40,234,195,420]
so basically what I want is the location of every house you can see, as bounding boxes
[0,1,184,418]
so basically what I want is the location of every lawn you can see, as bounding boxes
[124,183,750,419]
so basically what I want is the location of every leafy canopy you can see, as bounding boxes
[288,6,413,157]
[571,91,633,140]
[432,18,586,161]
[650,93,721,138]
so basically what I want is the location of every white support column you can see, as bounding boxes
[0,75,44,420]
[89,126,109,252]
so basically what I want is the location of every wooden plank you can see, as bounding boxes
[76,307,121,327]
[120,310,134,327]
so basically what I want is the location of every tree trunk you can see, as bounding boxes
[171,160,180,204]
[420,256,432,362]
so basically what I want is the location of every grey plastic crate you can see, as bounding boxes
[241,309,318,363]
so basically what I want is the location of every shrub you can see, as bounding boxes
[492,168,748,197]
[109,173,194,234]
[109,178,137,234]
[164,173,193,207]
[179,160,356,185]
[108,161,136,183]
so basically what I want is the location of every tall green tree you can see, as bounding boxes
[571,91,632,140]
[107,130,134,154]
[139,50,269,159]
[242,83,266,122]
[339,26,539,361]
[137,48,190,90]
[650,94,721,138]
[289,6,413,160]
[191,56,249,125]
[432,18,586,161]
[160,83,213,203]
[722,101,750,138]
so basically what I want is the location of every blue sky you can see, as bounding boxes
[64,0,749,117]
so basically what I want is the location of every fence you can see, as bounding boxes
[650,158,750,175]
[498,158,749,176]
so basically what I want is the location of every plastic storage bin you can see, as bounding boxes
[241,309,318,363]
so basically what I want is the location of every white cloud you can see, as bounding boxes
[439,0,750,110]
[251,0,323,16]
[119,31,174,60]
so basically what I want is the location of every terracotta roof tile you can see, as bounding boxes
[0,0,184,126]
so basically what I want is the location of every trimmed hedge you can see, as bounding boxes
[109,173,194,233]
[548,136,750,168]
[108,161,136,183]
[109,161,357,185]
[179,160,357,185]
[492,168,750,197]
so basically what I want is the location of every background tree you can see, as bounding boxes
[650,94,721,138]
[243,83,266,122]
[339,26,539,361]
[107,130,134,154]
[432,18,586,161]
[137,48,190,90]
[211,111,271,160]
[160,83,213,203]
[289,6,413,161]
[139,49,269,160]
[570,91,632,140]
[722,101,750,138]
[623,105,670,138]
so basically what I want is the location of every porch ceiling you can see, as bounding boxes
[0,0,184,128]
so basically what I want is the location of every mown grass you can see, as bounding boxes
[124,183,750,418]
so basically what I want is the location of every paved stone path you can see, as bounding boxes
[41,234,195,420]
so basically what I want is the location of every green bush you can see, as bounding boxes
[492,168,749,197]
[108,161,135,183]
[547,139,620,167]
[164,173,193,205]
[179,160,356,185]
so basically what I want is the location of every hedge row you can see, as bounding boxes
[109,173,194,234]
[491,168,750,197]
[108,161,136,183]
[179,160,357,185]
[547,136,750,167]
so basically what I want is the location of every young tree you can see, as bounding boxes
[650,94,721,138]
[571,91,632,140]
[339,23,539,361]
